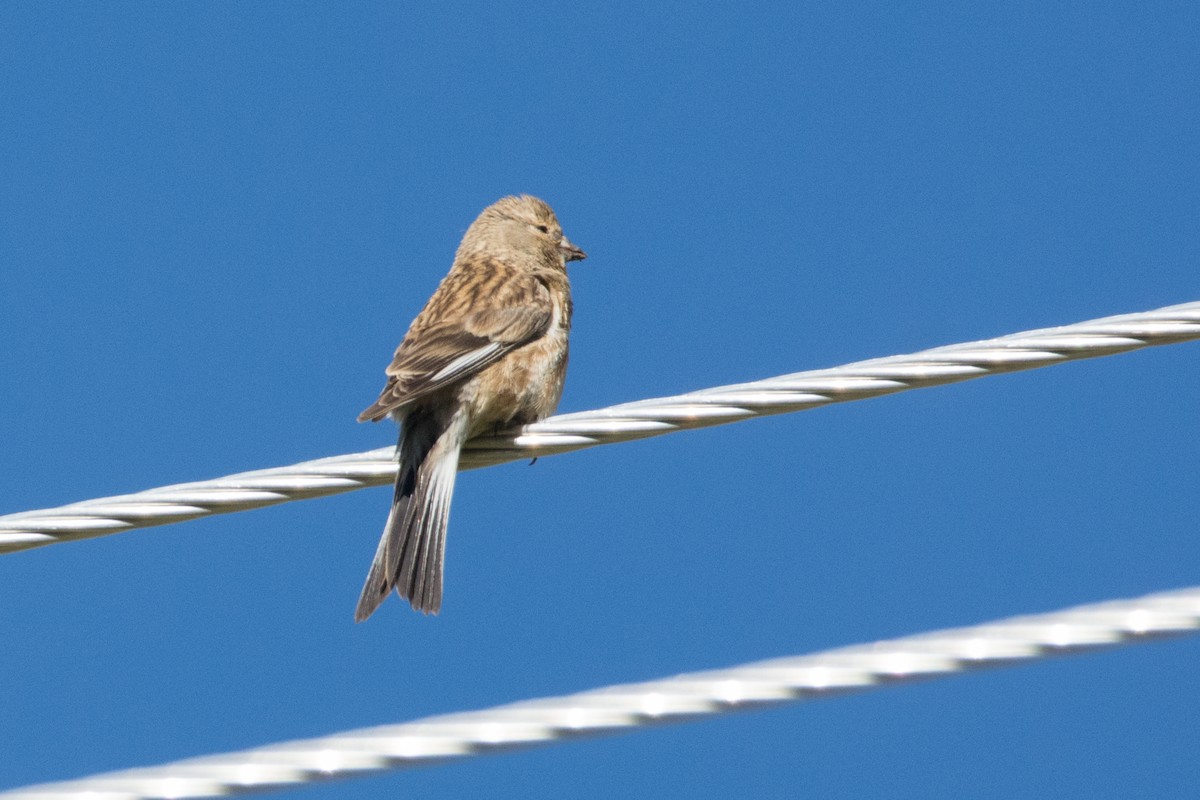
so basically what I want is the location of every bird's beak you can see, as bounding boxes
[559,236,587,262]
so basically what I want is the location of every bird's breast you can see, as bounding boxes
[464,288,570,433]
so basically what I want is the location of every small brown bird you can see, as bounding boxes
[355,195,586,621]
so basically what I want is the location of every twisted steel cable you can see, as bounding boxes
[4,586,1198,799]
[2,299,1198,555]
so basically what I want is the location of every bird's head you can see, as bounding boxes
[463,194,586,269]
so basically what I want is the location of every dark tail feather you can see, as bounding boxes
[354,407,469,621]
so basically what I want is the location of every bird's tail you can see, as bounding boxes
[354,406,470,621]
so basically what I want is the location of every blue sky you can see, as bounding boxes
[2,2,1198,797]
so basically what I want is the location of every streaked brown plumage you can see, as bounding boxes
[355,195,586,621]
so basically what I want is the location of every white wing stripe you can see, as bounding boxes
[428,343,504,383]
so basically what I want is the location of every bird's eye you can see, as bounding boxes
[535,224,549,234]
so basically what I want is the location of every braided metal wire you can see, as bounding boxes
[2,300,1198,555]
[4,586,1197,799]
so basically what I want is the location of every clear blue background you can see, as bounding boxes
[2,2,1198,797]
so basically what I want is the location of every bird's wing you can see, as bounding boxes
[358,288,552,422]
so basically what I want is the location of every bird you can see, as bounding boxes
[354,195,586,621]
